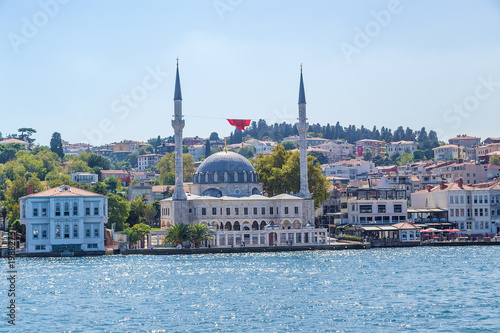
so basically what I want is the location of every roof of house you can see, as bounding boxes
[449,136,480,141]
[0,138,29,145]
[392,222,421,230]
[21,185,104,198]
[433,144,459,150]
[101,170,129,175]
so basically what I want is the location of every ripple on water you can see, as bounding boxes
[2,246,499,332]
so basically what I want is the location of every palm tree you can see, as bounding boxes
[164,223,191,247]
[189,223,214,248]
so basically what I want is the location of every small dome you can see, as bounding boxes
[197,151,255,174]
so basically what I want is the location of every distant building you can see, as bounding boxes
[71,172,98,185]
[316,140,355,162]
[282,135,329,147]
[137,153,163,171]
[483,137,500,145]
[386,141,418,157]
[188,144,205,161]
[355,139,387,158]
[20,185,107,253]
[157,143,175,155]
[128,180,154,202]
[429,162,487,185]
[245,139,277,154]
[448,135,481,160]
[432,144,460,161]
[0,138,30,149]
[322,159,376,180]
[101,170,130,186]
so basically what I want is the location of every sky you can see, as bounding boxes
[1,0,499,146]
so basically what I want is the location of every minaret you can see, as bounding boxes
[172,59,187,200]
[297,65,311,199]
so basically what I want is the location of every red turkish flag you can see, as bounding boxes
[357,146,364,157]
[227,119,251,130]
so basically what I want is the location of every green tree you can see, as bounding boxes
[68,159,91,173]
[18,127,37,144]
[164,223,191,246]
[123,223,151,246]
[138,145,154,155]
[91,182,108,195]
[252,145,329,208]
[398,152,413,166]
[489,154,500,165]
[106,193,130,231]
[143,203,157,226]
[309,151,328,165]
[126,196,147,226]
[0,143,24,164]
[238,146,255,158]
[50,132,64,160]
[104,176,121,194]
[209,132,219,141]
[281,141,298,150]
[362,147,372,161]
[413,149,425,161]
[189,223,214,247]
[156,153,194,183]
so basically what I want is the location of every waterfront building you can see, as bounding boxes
[159,63,327,246]
[347,188,407,225]
[411,179,496,234]
[20,185,107,253]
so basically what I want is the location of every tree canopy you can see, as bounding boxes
[252,145,329,208]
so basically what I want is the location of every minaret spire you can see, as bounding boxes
[297,65,311,198]
[172,59,187,200]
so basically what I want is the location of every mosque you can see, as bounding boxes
[159,63,327,247]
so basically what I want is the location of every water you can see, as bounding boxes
[2,247,500,332]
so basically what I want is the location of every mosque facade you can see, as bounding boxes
[159,63,327,246]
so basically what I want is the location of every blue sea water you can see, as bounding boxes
[2,246,500,332]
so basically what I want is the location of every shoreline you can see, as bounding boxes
[4,240,500,257]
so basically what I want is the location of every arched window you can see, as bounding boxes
[260,221,266,230]
[234,171,238,182]
[243,172,247,182]
[55,203,61,216]
[73,202,78,216]
[55,225,61,238]
[214,172,218,183]
[73,225,78,238]
[224,172,228,182]
[64,202,70,216]
[225,221,232,231]
[64,225,70,238]
[233,221,240,231]
[252,221,259,230]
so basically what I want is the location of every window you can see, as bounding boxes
[55,225,61,238]
[35,245,46,250]
[466,221,472,230]
[460,209,464,217]
[394,204,402,213]
[484,196,488,204]
[485,208,488,217]
[360,205,372,213]
[449,196,453,204]
[485,222,489,229]
[460,196,464,204]
[86,207,91,216]
[201,208,207,216]
[73,203,78,216]
[467,196,470,204]
[479,209,483,217]
[474,196,477,204]
[284,207,289,214]
[479,196,483,204]
[226,208,230,215]
[253,207,258,215]
[55,203,61,216]
[262,207,266,215]
[270,207,274,215]
[87,243,98,249]
[294,207,299,214]
[64,202,70,216]
[64,225,70,238]
[33,228,39,239]
[244,208,248,215]
[212,207,217,216]
[235,208,239,215]
[450,209,454,217]
[33,208,38,217]
[85,225,91,238]
[94,207,99,216]
[73,225,78,238]
[41,227,47,239]
[94,226,99,238]
[42,208,47,216]
[378,205,386,213]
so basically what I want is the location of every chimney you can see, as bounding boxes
[440,181,446,190]
[458,178,463,188]
[28,184,34,195]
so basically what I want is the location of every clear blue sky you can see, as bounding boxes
[1,0,499,146]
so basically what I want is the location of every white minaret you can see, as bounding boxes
[172,59,187,201]
[297,65,311,199]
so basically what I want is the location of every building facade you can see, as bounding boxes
[20,185,107,253]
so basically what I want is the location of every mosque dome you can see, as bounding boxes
[193,151,258,185]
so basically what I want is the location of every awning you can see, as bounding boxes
[378,226,398,231]
[361,226,381,231]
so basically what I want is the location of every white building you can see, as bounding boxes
[432,144,461,161]
[71,172,98,185]
[347,188,407,225]
[387,141,418,157]
[411,180,494,235]
[245,139,277,154]
[316,140,355,162]
[137,153,163,171]
[20,185,107,253]
[160,64,327,247]
[322,159,376,180]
